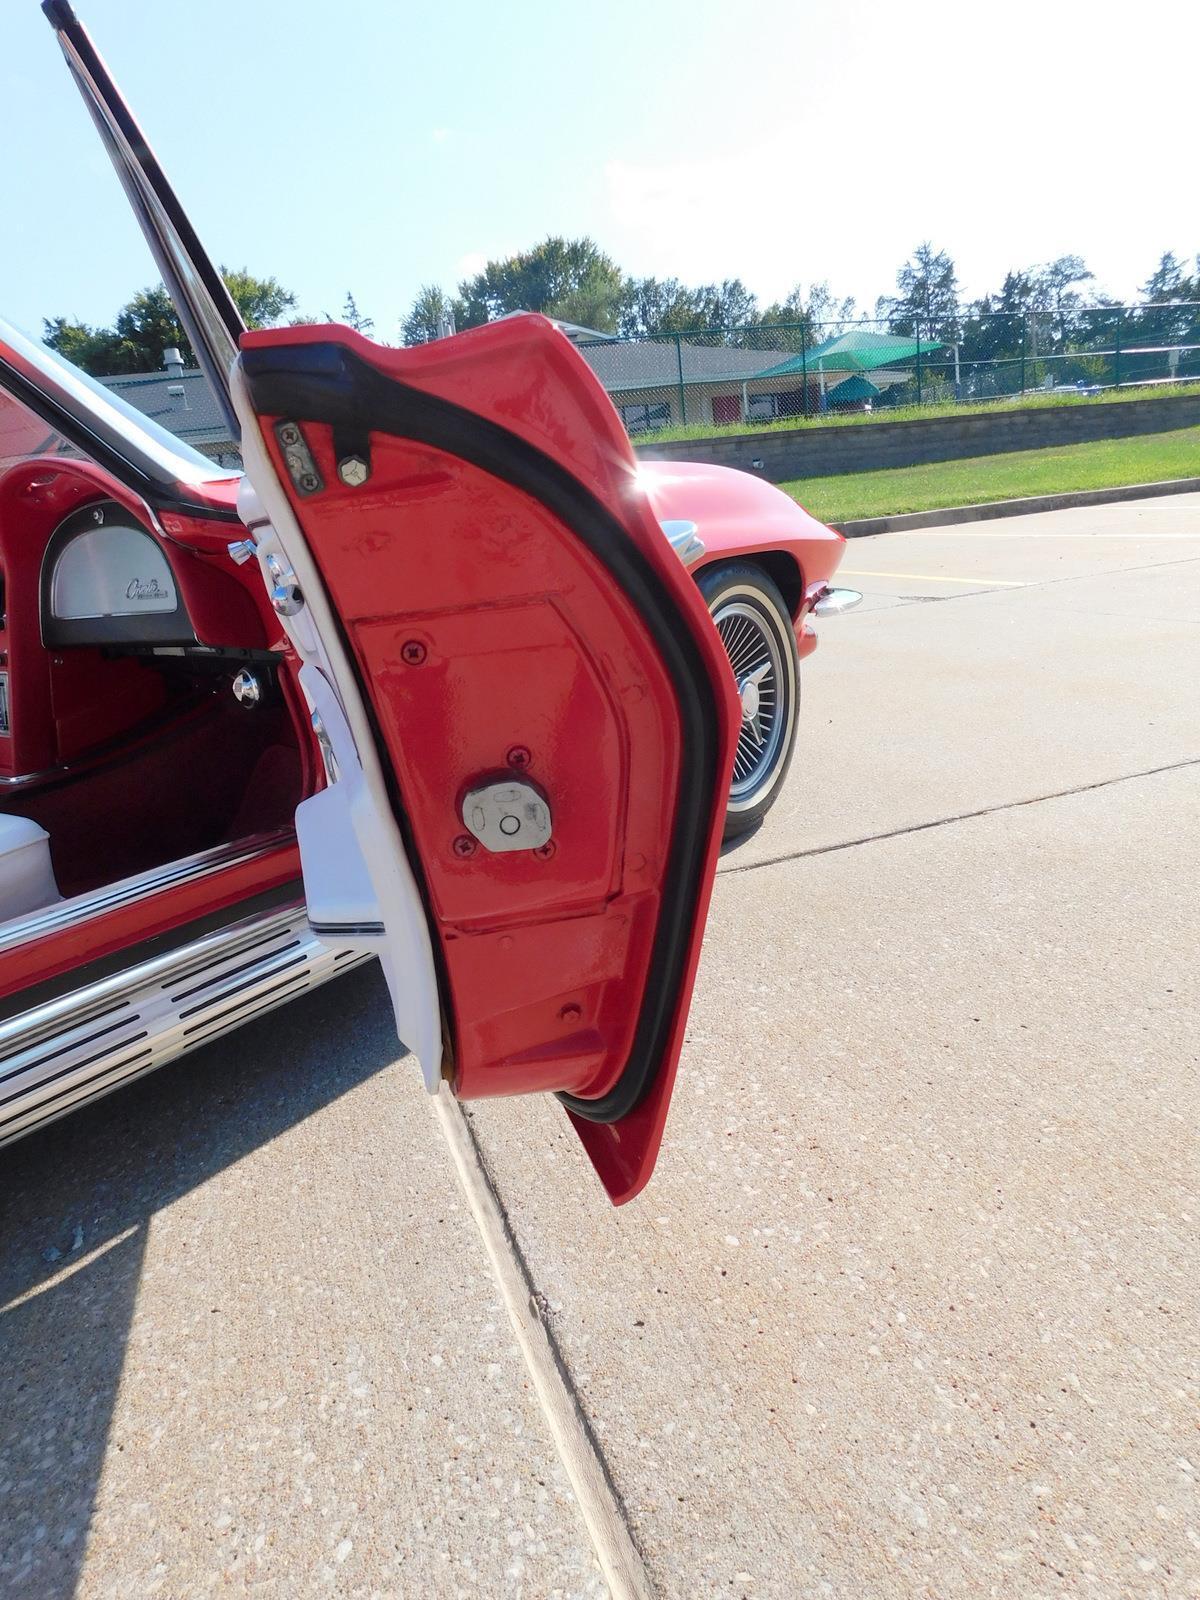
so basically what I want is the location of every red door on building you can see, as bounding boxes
[712,394,740,425]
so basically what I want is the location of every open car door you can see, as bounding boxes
[44,0,738,1202]
[229,323,737,1201]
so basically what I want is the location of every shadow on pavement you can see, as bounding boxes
[0,960,396,1596]
[718,818,764,858]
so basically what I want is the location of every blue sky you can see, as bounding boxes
[2,0,1196,342]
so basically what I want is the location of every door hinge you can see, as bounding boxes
[274,421,323,496]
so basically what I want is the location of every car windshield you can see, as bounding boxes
[0,314,240,489]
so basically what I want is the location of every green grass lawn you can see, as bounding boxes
[780,425,1200,524]
[636,382,1200,446]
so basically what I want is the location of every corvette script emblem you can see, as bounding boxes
[125,577,170,601]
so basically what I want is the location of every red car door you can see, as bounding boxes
[43,0,739,1202]
[231,319,737,1201]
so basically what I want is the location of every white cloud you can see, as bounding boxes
[603,158,804,305]
[453,251,489,281]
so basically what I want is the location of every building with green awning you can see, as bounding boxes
[746,329,942,415]
[563,325,944,431]
[754,329,942,381]
[823,373,881,408]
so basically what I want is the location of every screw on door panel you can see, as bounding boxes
[452,835,477,858]
[401,640,427,665]
[506,746,532,770]
[533,841,556,861]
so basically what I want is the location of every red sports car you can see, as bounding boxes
[0,3,857,1203]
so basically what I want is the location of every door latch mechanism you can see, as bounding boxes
[461,780,552,854]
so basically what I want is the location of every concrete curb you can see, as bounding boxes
[831,476,1200,538]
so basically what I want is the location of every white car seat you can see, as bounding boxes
[0,814,61,921]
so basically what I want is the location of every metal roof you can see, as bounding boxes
[101,367,232,446]
[575,338,784,394]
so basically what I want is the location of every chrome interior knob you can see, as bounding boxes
[271,581,303,617]
[231,669,262,707]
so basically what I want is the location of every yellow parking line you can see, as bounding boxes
[840,569,1027,586]
[896,537,1200,544]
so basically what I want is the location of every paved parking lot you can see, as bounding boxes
[3,493,1198,1599]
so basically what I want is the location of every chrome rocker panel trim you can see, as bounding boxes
[0,828,295,958]
[0,901,369,1148]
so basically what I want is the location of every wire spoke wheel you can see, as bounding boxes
[715,600,784,799]
[699,562,801,840]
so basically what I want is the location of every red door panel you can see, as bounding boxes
[240,317,737,1202]
[37,0,732,1202]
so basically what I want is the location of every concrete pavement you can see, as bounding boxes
[464,492,1200,1596]
[0,981,604,1598]
[2,493,1198,1597]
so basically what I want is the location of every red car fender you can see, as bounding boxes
[635,459,846,656]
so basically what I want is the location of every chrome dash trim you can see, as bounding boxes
[0,828,296,957]
[0,900,370,1148]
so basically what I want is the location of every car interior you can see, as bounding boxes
[0,452,309,928]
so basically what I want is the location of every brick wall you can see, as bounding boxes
[633,393,1200,483]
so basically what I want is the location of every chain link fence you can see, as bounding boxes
[572,303,1200,439]
[90,301,1200,468]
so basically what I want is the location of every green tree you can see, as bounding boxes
[323,291,374,334]
[400,284,459,345]
[688,279,760,344]
[43,269,296,375]
[881,242,960,341]
[403,249,763,347]
[958,270,1038,368]
[1133,251,1200,356]
[39,316,131,375]
[41,286,182,377]
[454,237,626,332]
[1027,255,1094,351]
[1141,250,1198,304]
[221,268,297,329]
[114,284,188,366]
[1030,255,1092,307]
[760,281,858,349]
[618,275,759,344]
[1142,250,1187,302]
[618,277,704,338]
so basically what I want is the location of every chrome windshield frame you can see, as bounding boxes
[42,0,246,445]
